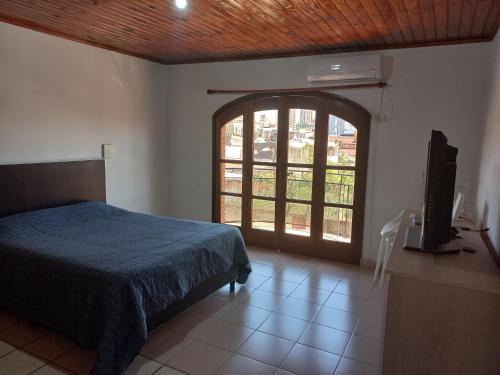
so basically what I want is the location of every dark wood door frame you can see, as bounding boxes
[213,92,370,264]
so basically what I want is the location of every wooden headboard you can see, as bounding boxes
[0,160,106,218]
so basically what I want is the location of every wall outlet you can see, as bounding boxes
[102,144,114,159]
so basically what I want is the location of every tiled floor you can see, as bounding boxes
[0,247,388,375]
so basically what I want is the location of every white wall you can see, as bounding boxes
[164,43,492,261]
[0,23,168,214]
[476,35,500,256]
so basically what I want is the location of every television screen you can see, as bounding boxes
[420,130,458,251]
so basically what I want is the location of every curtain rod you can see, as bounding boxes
[207,81,387,94]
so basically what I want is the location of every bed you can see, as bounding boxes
[0,160,251,375]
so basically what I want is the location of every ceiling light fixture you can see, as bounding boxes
[175,0,187,9]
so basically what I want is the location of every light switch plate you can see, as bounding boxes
[102,144,114,159]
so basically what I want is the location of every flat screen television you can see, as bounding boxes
[420,130,458,252]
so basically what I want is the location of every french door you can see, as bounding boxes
[213,93,369,264]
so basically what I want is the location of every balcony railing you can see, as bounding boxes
[221,172,354,242]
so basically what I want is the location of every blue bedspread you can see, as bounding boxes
[0,202,250,374]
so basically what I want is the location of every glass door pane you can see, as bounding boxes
[285,202,311,237]
[327,114,357,166]
[323,207,353,243]
[253,165,276,198]
[252,199,275,231]
[222,115,244,160]
[283,108,317,238]
[254,110,278,162]
[252,109,278,233]
[325,169,355,205]
[220,163,243,194]
[221,195,242,226]
[220,115,244,228]
[323,114,356,243]
[288,108,316,164]
[286,167,313,201]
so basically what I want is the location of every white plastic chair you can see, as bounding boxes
[373,211,405,286]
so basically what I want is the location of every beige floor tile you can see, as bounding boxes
[215,354,276,375]
[246,249,294,266]
[298,323,350,355]
[325,293,367,314]
[141,328,193,364]
[276,298,321,321]
[208,302,234,319]
[341,269,375,284]
[0,340,15,358]
[24,333,75,361]
[241,290,286,311]
[54,348,96,375]
[213,284,254,301]
[162,311,212,338]
[276,251,302,262]
[285,257,320,273]
[194,318,254,351]
[289,285,331,305]
[335,281,373,300]
[244,274,271,289]
[214,302,271,329]
[0,312,24,331]
[273,268,310,284]
[343,335,381,367]
[124,355,162,375]
[31,364,74,374]
[314,263,348,279]
[168,341,232,375]
[301,273,341,291]
[354,317,383,340]
[0,350,46,375]
[281,343,340,375]
[259,278,299,296]
[334,357,379,375]
[251,262,281,277]
[0,322,50,347]
[274,370,296,375]
[258,313,309,342]
[190,296,231,316]
[181,316,220,339]
[238,331,294,367]
[363,301,385,320]
[247,248,289,266]
[153,366,186,375]
[314,306,360,333]
[248,258,280,270]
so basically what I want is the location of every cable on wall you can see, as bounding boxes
[376,85,394,122]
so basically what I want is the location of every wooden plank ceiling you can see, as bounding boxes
[0,0,499,64]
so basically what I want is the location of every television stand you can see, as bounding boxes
[383,209,500,375]
[403,224,460,254]
[429,245,460,255]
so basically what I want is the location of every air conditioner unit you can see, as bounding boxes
[307,54,382,83]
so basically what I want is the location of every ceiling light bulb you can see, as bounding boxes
[175,0,187,9]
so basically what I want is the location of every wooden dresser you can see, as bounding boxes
[382,209,500,375]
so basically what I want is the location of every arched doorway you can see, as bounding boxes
[213,92,370,264]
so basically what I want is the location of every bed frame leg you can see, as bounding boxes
[229,281,235,292]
